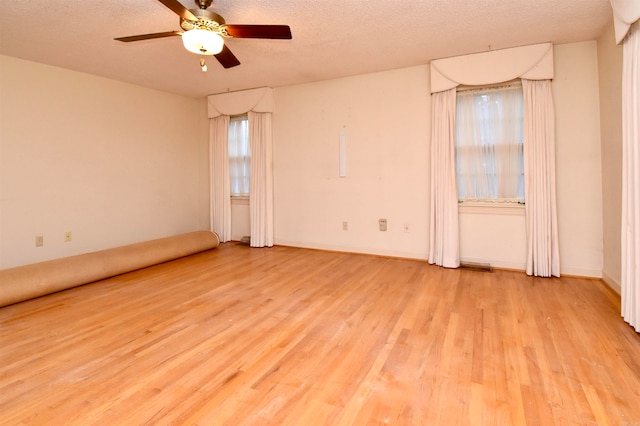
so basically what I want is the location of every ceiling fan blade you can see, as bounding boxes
[215,45,241,68]
[157,0,198,21]
[223,25,292,39]
[115,31,181,42]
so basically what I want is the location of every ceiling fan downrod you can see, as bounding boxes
[196,0,213,9]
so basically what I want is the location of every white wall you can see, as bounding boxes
[273,42,605,277]
[1,41,605,277]
[273,66,431,259]
[553,41,604,277]
[458,205,526,269]
[0,55,210,269]
[231,198,250,241]
[597,23,623,292]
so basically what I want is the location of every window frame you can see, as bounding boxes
[455,80,525,207]
[228,113,250,198]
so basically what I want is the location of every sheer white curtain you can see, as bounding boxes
[228,116,250,197]
[456,84,524,201]
[522,79,560,277]
[429,88,460,268]
[621,21,640,332]
[210,115,231,242]
[248,111,274,248]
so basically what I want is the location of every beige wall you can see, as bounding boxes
[597,23,624,292]
[0,40,609,277]
[273,66,431,259]
[231,198,250,241]
[458,205,526,269]
[0,55,210,269]
[553,41,604,277]
[273,42,605,277]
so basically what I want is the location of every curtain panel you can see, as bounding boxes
[621,21,640,332]
[248,111,274,248]
[522,79,560,277]
[428,88,460,268]
[430,43,553,94]
[610,0,640,44]
[210,115,231,242]
[207,87,274,117]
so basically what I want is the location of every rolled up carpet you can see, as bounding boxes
[0,230,220,308]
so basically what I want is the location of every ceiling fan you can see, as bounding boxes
[115,0,292,70]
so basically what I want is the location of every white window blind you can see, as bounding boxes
[228,115,250,197]
[455,83,524,203]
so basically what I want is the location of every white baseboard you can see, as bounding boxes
[274,240,609,281]
[559,266,602,279]
[602,271,621,295]
[274,239,428,261]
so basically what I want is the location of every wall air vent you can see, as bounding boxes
[459,262,493,272]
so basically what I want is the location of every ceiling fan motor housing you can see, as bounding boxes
[180,8,227,34]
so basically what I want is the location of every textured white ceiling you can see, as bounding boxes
[0,0,613,98]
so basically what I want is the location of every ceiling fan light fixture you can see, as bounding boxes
[182,29,223,55]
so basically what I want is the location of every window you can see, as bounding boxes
[455,82,524,203]
[228,114,250,197]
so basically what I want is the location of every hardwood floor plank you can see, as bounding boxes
[1,244,639,425]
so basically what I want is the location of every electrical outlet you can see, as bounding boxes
[35,236,43,247]
[64,232,72,242]
[379,218,387,232]
[342,221,348,231]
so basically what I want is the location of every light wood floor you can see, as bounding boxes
[1,243,639,425]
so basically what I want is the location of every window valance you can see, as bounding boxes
[430,43,554,94]
[207,87,274,118]
[610,0,640,44]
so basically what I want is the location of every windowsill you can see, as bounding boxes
[458,202,525,216]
